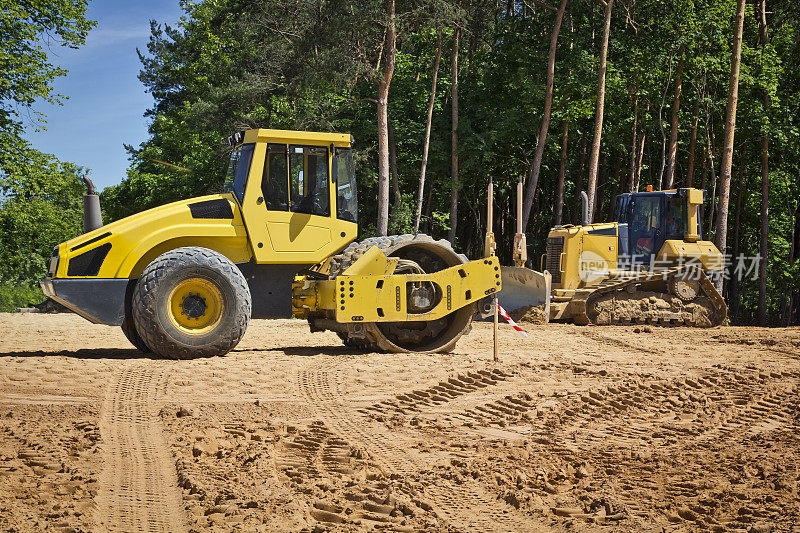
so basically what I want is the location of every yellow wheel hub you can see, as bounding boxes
[168,278,224,334]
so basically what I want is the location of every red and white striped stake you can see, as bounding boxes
[496,303,529,338]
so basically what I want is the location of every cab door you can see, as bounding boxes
[261,144,332,256]
[628,195,665,267]
[239,138,356,265]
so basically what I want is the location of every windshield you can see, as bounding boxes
[223,143,255,203]
[335,148,357,223]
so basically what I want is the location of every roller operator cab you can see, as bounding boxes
[42,128,500,358]
[543,187,727,327]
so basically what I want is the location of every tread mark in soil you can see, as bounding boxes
[579,329,663,355]
[97,363,186,533]
[359,368,516,417]
[275,421,413,527]
[298,357,549,532]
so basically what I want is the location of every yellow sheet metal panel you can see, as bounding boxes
[657,239,724,270]
[256,128,351,147]
[334,257,500,323]
[340,246,389,276]
[56,194,252,279]
[235,128,351,148]
[685,187,703,242]
[687,188,704,205]
[579,232,618,286]
[549,224,618,290]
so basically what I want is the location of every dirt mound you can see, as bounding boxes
[509,305,548,324]
[592,291,714,327]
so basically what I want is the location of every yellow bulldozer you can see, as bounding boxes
[41,129,501,358]
[497,182,728,327]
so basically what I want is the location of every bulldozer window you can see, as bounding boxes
[666,196,687,238]
[262,144,289,211]
[289,146,330,216]
[630,196,661,257]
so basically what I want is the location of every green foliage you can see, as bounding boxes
[0,0,94,306]
[0,282,45,313]
[0,144,84,285]
[99,0,800,324]
[0,0,94,141]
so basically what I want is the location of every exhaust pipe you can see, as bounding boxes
[82,176,103,233]
[580,191,589,226]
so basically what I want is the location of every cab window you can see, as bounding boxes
[334,148,357,223]
[289,145,330,216]
[630,196,661,256]
[262,144,289,211]
[223,143,255,204]
[666,196,687,238]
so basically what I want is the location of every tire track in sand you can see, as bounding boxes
[299,356,549,532]
[96,362,185,533]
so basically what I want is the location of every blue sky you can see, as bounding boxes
[23,0,183,190]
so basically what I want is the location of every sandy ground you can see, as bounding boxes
[0,314,799,532]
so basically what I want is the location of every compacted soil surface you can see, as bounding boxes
[1,313,798,532]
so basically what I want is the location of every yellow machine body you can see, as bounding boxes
[293,249,500,323]
[50,193,252,280]
[43,128,495,350]
[525,187,728,326]
[547,188,723,296]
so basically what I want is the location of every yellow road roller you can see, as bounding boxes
[41,129,501,358]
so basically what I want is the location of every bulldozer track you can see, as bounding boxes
[96,363,185,533]
[571,265,727,328]
[298,356,550,532]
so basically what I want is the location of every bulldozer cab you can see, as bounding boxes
[613,188,703,266]
[223,129,358,264]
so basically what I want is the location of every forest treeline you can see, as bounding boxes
[0,0,798,325]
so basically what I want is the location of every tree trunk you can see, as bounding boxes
[706,125,718,235]
[665,45,684,189]
[729,160,745,322]
[686,97,700,187]
[388,116,401,207]
[423,177,434,233]
[586,0,613,222]
[656,51,675,190]
[700,145,708,226]
[628,90,639,192]
[522,0,569,232]
[554,119,569,226]
[758,0,769,326]
[594,153,606,219]
[376,0,397,237]
[635,101,649,191]
[575,137,588,224]
[448,25,460,244]
[414,31,443,234]
[789,200,800,325]
[713,0,746,284]
[608,151,622,219]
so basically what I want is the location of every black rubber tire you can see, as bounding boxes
[132,247,251,359]
[121,313,151,353]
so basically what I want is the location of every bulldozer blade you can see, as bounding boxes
[498,266,551,319]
